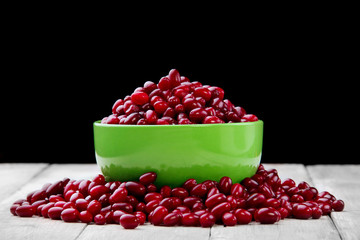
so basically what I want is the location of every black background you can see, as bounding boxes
[0,15,356,166]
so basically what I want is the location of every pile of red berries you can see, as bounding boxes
[101,69,258,125]
[10,164,344,229]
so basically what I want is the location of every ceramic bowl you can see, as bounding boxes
[93,120,263,187]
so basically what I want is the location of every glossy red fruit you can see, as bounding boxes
[209,87,224,100]
[153,101,169,114]
[79,210,93,223]
[125,181,146,197]
[241,114,258,122]
[30,190,47,204]
[163,212,181,226]
[319,203,332,215]
[183,98,202,112]
[262,198,281,209]
[106,114,120,124]
[168,69,181,88]
[15,205,34,217]
[158,77,171,91]
[134,211,146,225]
[255,208,280,224]
[109,188,128,204]
[292,204,313,219]
[219,177,232,195]
[183,197,202,209]
[194,87,212,102]
[290,194,305,203]
[230,183,245,198]
[282,178,296,187]
[199,212,216,227]
[112,202,133,213]
[246,193,266,208]
[94,214,106,225]
[10,204,20,216]
[190,184,207,198]
[112,99,124,114]
[112,210,127,223]
[75,199,88,212]
[171,187,189,199]
[312,207,323,219]
[205,193,227,209]
[211,202,231,220]
[277,207,289,219]
[89,185,109,199]
[189,108,208,123]
[144,110,158,125]
[233,209,252,224]
[41,202,55,218]
[182,178,197,192]
[131,92,149,106]
[87,200,102,216]
[150,206,168,226]
[139,172,157,185]
[222,212,237,226]
[46,180,64,197]
[48,207,63,220]
[207,187,220,198]
[332,199,345,211]
[120,214,140,229]
[144,192,163,203]
[61,208,79,222]
[143,81,157,93]
[181,213,199,226]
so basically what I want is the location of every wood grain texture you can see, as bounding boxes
[0,164,356,240]
[0,163,48,200]
[77,224,210,240]
[210,218,341,240]
[307,164,360,211]
[0,164,101,240]
[307,165,360,240]
[331,211,360,240]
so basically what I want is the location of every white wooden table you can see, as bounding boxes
[0,163,359,240]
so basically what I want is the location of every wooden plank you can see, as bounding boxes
[1,164,101,206]
[307,165,360,240]
[77,224,210,240]
[0,164,101,240]
[306,164,360,211]
[0,163,48,200]
[331,211,360,240]
[210,218,341,240]
[211,164,341,240]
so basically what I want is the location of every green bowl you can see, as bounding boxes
[93,120,263,188]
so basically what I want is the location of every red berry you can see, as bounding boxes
[199,212,216,227]
[79,210,93,223]
[292,204,313,219]
[61,208,79,222]
[120,214,140,229]
[139,172,157,185]
[233,209,252,224]
[131,92,149,105]
[222,212,237,226]
[332,199,345,211]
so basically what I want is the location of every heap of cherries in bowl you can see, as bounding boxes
[101,69,258,125]
[11,164,344,229]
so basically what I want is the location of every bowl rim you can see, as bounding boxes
[94,119,263,128]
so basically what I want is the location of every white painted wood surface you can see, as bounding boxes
[307,165,360,240]
[0,163,358,240]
